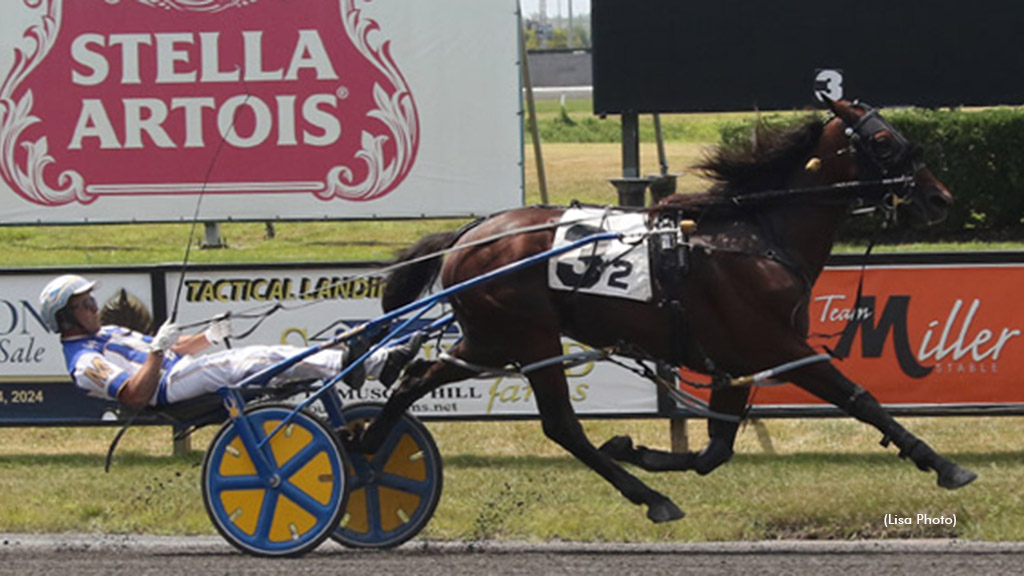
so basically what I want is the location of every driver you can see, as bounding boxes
[39,274,421,409]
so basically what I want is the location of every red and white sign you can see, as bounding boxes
[0,0,522,223]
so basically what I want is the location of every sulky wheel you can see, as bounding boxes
[332,402,443,549]
[201,404,348,557]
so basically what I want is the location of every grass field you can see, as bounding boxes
[2,103,1022,541]
[1,416,1022,540]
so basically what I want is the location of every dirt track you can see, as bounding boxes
[2,534,1023,576]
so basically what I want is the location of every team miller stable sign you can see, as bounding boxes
[0,0,522,224]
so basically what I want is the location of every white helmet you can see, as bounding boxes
[39,274,98,332]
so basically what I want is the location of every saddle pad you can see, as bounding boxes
[548,208,652,301]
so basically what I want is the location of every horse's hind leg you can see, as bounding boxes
[525,341,685,523]
[355,352,476,454]
[789,359,977,489]
[600,385,750,475]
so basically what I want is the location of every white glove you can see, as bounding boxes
[204,316,231,345]
[151,321,180,353]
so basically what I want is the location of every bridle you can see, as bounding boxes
[839,101,926,221]
[727,101,925,224]
[843,101,920,176]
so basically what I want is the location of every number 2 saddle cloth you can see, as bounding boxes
[548,207,653,302]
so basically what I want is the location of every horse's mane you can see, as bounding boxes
[658,115,825,211]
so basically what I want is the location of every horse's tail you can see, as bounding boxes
[381,230,459,312]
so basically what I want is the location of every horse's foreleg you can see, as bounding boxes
[599,386,749,474]
[527,361,685,523]
[789,359,977,490]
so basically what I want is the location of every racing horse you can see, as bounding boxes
[360,99,976,523]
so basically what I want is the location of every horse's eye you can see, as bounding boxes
[870,134,898,160]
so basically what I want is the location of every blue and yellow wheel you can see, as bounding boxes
[332,403,443,549]
[201,405,348,557]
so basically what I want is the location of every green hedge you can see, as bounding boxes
[889,108,1024,237]
[534,105,1024,240]
[718,108,1024,240]
[534,113,723,144]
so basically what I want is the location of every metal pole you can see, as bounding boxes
[650,112,686,451]
[653,113,668,176]
[519,2,549,204]
[568,0,574,49]
[621,112,640,178]
[611,112,648,207]
[648,113,678,204]
[201,222,226,249]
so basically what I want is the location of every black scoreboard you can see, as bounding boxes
[592,0,1024,113]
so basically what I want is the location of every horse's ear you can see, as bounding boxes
[823,98,859,126]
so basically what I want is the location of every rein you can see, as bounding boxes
[726,174,916,209]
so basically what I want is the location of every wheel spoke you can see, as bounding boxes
[210,474,265,493]
[378,472,432,496]
[277,440,326,479]
[373,423,409,469]
[345,458,370,491]
[280,481,335,517]
[253,489,279,543]
[363,484,385,539]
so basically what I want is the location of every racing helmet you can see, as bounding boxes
[39,274,98,332]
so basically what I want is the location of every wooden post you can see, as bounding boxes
[670,417,688,452]
[172,425,191,457]
[519,3,548,204]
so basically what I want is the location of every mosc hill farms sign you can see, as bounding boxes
[0,0,522,223]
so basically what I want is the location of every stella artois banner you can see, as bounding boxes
[0,0,522,224]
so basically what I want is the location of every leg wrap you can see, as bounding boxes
[693,437,733,475]
[842,386,934,471]
[843,387,874,414]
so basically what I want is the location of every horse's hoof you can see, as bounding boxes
[599,436,634,460]
[647,500,685,523]
[938,465,978,490]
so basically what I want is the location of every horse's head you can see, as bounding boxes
[820,99,953,226]
[100,289,154,334]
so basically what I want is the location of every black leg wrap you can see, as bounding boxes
[844,387,873,415]
[599,436,642,465]
[897,438,932,472]
[599,436,700,472]
[693,437,734,476]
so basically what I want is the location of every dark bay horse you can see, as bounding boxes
[361,99,976,523]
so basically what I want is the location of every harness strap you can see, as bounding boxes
[438,348,615,379]
[609,356,742,423]
[726,353,832,387]
[437,352,518,378]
